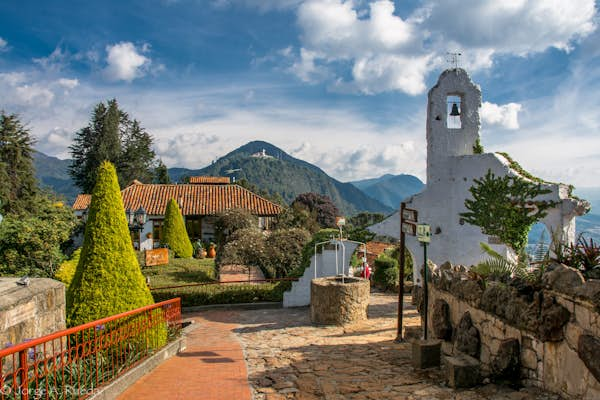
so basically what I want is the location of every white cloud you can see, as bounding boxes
[480,101,522,130]
[56,78,79,90]
[421,0,596,55]
[33,47,70,72]
[104,42,151,82]
[0,73,55,108]
[289,48,329,83]
[0,37,7,51]
[288,0,597,95]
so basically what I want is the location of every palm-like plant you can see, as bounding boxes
[471,242,535,283]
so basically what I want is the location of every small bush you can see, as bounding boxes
[219,228,266,268]
[54,248,81,285]
[263,228,311,278]
[214,208,257,246]
[373,254,399,290]
[151,282,288,306]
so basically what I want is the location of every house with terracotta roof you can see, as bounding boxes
[72,177,282,250]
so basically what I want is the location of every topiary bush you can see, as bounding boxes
[54,248,81,285]
[161,199,193,258]
[67,161,158,328]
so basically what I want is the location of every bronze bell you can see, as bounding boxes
[450,103,460,116]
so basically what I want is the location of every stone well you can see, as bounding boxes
[310,277,370,325]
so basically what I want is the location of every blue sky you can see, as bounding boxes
[1,0,599,187]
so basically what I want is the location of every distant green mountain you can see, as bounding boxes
[169,141,393,215]
[33,152,79,203]
[351,174,424,209]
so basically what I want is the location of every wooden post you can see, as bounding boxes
[396,202,406,342]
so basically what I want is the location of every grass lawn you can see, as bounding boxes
[143,257,217,288]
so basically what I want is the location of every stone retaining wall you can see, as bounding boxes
[428,285,600,399]
[0,278,66,348]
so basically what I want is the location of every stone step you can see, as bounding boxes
[444,353,481,388]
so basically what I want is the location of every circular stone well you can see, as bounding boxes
[310,276,370,325]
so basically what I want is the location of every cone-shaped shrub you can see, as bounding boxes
[161,198,193,258]
[67,161,155,326]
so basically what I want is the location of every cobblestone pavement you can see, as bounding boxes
[202,292,561,400]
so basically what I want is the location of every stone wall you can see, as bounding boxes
[427,283,600,399]
[0,278,66,348]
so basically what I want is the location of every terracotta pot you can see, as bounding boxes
[207,247,216,258]
[201,249,207,258]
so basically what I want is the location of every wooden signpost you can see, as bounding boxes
[397,202,418,342]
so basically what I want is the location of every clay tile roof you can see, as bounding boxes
[189,176,231,184]
[72,184,282,216]
[73,194,92,210]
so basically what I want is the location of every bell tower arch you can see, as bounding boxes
[426,68,482,184]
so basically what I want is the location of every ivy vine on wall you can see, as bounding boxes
[460,169,557,252]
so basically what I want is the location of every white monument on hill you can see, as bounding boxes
[369,68,590,287]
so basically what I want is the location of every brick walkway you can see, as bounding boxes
[117,311,251,400]
[219,264,265,283]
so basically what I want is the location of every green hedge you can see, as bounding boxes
[373,254,399,291]
[151,282,289,306]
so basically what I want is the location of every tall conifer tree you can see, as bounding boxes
[0,112,37,214]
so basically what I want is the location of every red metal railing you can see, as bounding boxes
[0,298,181,400]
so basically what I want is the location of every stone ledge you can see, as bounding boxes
[89,323,193,400]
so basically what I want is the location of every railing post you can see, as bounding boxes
[19,349,29,400]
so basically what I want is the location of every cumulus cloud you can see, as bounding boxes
[422,0,596,55]
[56,78,79,90]
[156,132,221,167]
[104,42,151,82]
[0,73,55,108]
[480,101,522,130]
[0,37,7,51]
[287,0,597,95]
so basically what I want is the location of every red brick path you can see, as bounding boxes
[118,311,251,400]
[219,264,265,283]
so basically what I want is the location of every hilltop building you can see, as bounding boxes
[369,69,589,286]
[73,177,282,250]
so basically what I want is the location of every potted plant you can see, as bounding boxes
[193,240,206,259]
[207,242,217,258]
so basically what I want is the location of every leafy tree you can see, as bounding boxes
[153,159,171,184]
[214,208,257,248]
[0,112,37,214]
[119,119,156,186]
[292,192,339,228]
[67,161,155,326]
[274,203,320,233]
[460,169,555,252]
[69,99,157,192]
[0,193,78,277]
[161,199,193,258]
[348,212,385,229]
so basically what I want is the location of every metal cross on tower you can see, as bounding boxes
[446,52,462,69]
